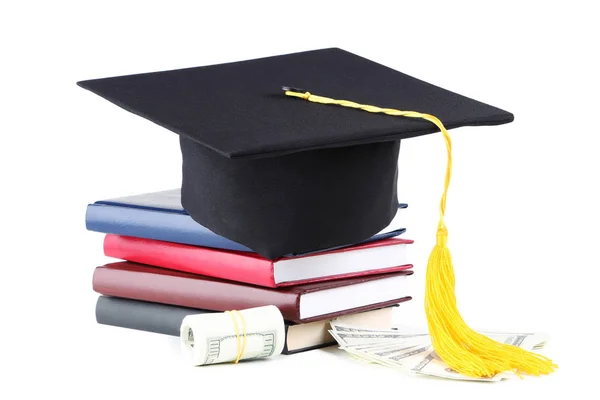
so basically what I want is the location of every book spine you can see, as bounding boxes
[85,204,253,252]
[92,267,303,322]
[95,296,212,336]
[103,235,278,288]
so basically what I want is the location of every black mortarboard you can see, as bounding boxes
[77,47,513,260]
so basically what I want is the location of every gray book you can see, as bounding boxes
[95,296,396,354]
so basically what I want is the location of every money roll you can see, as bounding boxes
[180,305,285,366]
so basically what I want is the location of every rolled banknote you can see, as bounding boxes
[180,305,285,366]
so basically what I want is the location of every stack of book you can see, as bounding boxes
[87,189,415,354]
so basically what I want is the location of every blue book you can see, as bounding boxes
[85,189,407,254]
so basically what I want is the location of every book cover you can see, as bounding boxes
[104,234,414,288]
[86,189,408,254]
[93,261,413,324]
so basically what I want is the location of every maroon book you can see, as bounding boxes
[93,261,413,324]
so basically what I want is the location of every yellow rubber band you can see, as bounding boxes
[225,310,247,363]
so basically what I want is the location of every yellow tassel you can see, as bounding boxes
[426,227,557,377]
[283,87,557,378]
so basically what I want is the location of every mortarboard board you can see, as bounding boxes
[77,48,511,260]
[77,48,555,378]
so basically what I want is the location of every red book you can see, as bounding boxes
[93,261,413,324]
[103,234,413,288]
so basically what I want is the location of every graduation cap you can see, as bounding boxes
[77,47,555,378]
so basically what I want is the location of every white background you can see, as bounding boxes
[2,1,599,398]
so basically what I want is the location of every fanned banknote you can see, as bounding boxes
[328,321,550,381]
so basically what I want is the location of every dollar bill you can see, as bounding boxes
[331,331,416,345]
[331,323,429,338]
[407,349,507,381]
[347,341,426,353]
[330,324,428,344]
[353,344,434,370]
[181,305,285,366]
[329,321,551,381]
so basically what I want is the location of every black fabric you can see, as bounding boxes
[77,47,513,159]
[181,136,400,259]
[77,47,514,259]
